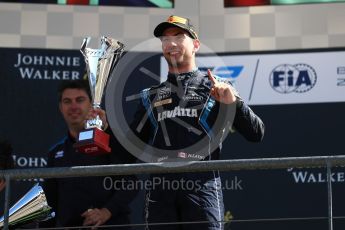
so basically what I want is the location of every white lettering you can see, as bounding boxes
[185,108,191,116]
[191,109,198,117]
[292,171,308,183]
[33,55,43,65]
[28,157,39,167]
[157,156,168,162]
[157,106,198,122]
[33,70,42,79]
[17,157,28,167]
[18,68,80,80]
[19,67,34,79]
[72,71,79,80]
[14,53,22,67]
[23,55,33,65]
[166,110,173,118]
[14,54,81,67]
[307,173,316,183]
[338,172,345,182]
[187,153,203,159]
[181,108,186,116]
[292,171,345,183]
[62,71,70,80]
[14,156,47,167]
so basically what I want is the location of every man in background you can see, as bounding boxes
[42,80,138,229]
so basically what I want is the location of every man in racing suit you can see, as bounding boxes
[130,15,265,230]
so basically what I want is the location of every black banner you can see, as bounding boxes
[0,48,85,214]
[1,47,345,229]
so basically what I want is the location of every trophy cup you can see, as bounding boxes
[73,36,124,155]
[0,184,54,228]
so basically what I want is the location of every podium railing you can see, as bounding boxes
[1,155,345,230]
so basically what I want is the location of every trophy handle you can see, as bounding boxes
[80,37,91,57]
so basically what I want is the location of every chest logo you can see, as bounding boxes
[157,106,198,122]
[157,87,171,100]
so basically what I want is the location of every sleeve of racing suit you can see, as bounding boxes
[233,96,265,142]
[102,128,139,218]
[129,98,153,144]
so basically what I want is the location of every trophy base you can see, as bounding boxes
[73,128,111,155]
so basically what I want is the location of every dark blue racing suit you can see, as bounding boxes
[131,70,265,230]
[41,130,138,229]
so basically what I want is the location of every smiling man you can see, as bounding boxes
[130,15,265,230]
[41,80,138,229]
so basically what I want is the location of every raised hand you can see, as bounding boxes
[208,69,237,104]
[86,107,109,130]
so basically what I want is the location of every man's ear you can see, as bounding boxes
[193,39,200,53]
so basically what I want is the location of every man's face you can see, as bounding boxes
[59,88,92,131]
[160,27,199,70]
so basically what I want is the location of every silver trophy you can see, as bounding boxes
[74,36,125,155]
[0,184,54,228]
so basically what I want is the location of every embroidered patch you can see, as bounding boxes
[154,98,172,107]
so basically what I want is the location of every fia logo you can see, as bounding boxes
[269,63,317,94]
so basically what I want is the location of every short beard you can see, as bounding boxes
[165,55,184,73]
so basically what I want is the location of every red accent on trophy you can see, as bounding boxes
[74,128,111,155]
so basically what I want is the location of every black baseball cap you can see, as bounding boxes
[154,15,198,39]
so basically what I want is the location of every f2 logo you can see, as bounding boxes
[199,66,244,84]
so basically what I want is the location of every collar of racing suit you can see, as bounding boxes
[166,69,199,85]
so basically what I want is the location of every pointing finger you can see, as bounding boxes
[207,69,217,85]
